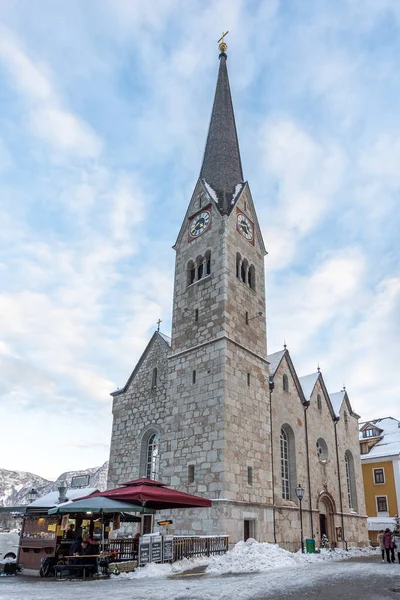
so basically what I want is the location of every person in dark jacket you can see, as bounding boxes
[383,528,395,563]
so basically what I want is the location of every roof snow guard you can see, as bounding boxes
[200,51,244,215]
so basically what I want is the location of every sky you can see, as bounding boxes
[0,0,399,480]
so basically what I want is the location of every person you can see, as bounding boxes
[65,524,75,540]
[79,540,97,576]
[70,537,82,557]
[377,530,385,562]
[383,528,395,563]
[393,530,400,564]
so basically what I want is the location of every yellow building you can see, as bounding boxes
[359,417,400,543]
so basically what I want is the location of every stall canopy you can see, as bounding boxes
[47,496,155,515]
[83,478,212,510]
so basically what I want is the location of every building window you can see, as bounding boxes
[192,370,196,384]
[344,411,349,427]
[205,250,211,275]
[151,367,158,388]
[362,428,380,438]
[377,496,388,513]
[188,261,196,285]
[188,464,195,483]
[280,428,290,499]
[146,433,160,480]
[247,373,251,387]
[248,265,255,290]
[374,468,385,484]
[245,311,249,325]
[344,450,358,511]
[195,309,199,322]
[283,374,289,392]
[198,260,204,280]
[247,466,253,486]
[236,253,241,278]
[241,260,247,283]
[317,394,322,410]
[316,438,328,462]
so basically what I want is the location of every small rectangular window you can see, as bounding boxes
[188,464,195,483]
[374,468,385,484]
[247,373,251,387]
[247,466,253,486]
[195,309,199,322]
[192,370,196,384]
[245,311,249,324]
[377,496,388,512]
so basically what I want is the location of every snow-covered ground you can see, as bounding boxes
[0,540,385,600]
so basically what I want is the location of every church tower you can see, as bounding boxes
[164,40,273,538]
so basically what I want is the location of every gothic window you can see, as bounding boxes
[344,411,349,427]
[145,432,160,480]
[316,438,328,462]
[317,394,322,410]
[236,253,241,278]
[280,424,297,500]
[241,259,248,283]
[248,265,255,290]
[187,261,196,285]
[151,367,158,388]
[283,374,289,392]
[205,250,211,275]
[344,450,358,511]
[197,259,204,280]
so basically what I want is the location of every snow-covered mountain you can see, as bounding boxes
[0,462,108,507]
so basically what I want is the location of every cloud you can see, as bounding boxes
[0,28,102,158]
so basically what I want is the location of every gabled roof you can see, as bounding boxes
[199,50,244,215]
[359,417,400,459]
[267,348,307,405]
[267,350,285,377]
[329,391,346,416]
[299,373,319,400]
[111,331,170,397]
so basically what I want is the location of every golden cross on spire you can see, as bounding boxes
[218,31,229,53]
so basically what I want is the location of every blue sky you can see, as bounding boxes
[0,0,399,480]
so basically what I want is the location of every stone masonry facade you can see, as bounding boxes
[107,50,368,550]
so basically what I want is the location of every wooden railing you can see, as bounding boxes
[173,536,229,561]
[106,539,138,560]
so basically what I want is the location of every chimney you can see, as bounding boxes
[57,480,68,504]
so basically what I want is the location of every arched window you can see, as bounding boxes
[280,424,297,500]
[344,411,349,427]
[146,433,160,480]
[345,450,358,511]
[205,250,211,276]
[187,261,195,286]
[241,261,247,283]
[283,374,289,392]
[151,367,158,388]
[248,265,256,290]
[317,394,322,410]
[197,258,204,280]
[316,437,328,462]
[280,428,289,499]
[236,253,241,278]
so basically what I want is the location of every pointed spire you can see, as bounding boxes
[200,43,244,214]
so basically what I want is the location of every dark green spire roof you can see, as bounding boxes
[200,52,244,215]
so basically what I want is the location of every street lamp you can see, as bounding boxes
[27,488,38,504]
[296,484,305,554]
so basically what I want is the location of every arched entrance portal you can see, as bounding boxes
[318,493,336,548]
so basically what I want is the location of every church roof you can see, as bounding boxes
[267,350,286,377]
[329,391,345,416]
[299,373,319,400]
[200,51,244,215]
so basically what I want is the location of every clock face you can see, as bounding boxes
[190,210,211,237]
[237,212,254,241]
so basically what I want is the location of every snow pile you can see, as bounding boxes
[206,539,379,575]
[112,540,378,580]
[202,180,218,203]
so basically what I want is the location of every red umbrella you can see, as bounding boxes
[83,478,212,510]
